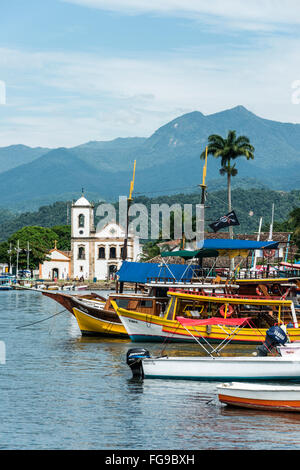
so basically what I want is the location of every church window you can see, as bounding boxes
[98,247,105,259]
[109,246,116,259]
[78,246,85,260]
[78,214,85,228]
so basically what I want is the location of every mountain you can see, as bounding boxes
[1,105,300,209]
[0,144,50,173]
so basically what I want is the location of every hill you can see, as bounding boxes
[1,188,299,242]
[1,105,300,209]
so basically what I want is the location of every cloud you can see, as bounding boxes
[1,29,300,148]
[62,0,300,31]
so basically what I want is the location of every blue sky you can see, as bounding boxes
[1,0,300,147]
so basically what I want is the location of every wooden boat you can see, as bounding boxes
[113,289,300,344]
[71,293,169,336]
[43,289,169,336]
[217,382,300,412]
[42,290,106,315]
[72,305,128,337]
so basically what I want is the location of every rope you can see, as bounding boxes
[16,309,67,329]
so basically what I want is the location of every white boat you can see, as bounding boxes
[217,382,300,412]
[278,342,300,356]
[127,351,300,381]
[126,318,300,381]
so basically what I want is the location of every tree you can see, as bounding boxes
[52,225,71,251]
[201,130,255,238]
[7,226,58,270]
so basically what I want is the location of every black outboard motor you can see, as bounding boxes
[257,325,288,356]
[126,348,151,378]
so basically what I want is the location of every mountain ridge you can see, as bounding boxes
[1,105,300,209]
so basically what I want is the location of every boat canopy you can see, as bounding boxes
[161,239,279,259]
[117,261,199,284]
[176,316,252,327]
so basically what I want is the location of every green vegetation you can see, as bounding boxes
[0,225,71,270]
[0,187,299,267]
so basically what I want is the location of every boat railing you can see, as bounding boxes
[167,287,283,301]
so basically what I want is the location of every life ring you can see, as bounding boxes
[256,286,264,296]
[219,304,234,318]
[264,249,276,259]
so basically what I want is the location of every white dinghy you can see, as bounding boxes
[126,318,300,382]
[217,382,300,412]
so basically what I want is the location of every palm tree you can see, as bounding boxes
[201,130,255,238]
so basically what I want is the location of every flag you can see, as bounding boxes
[209,210,240,233]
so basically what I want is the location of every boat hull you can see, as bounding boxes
[42,291,105,315]
[140,356,300,381]
[73,307,128,338]
[217,382,300,412]
[118,310,300,345]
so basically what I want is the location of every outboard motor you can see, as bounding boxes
[126,348,151,378]
[257,325,288,356]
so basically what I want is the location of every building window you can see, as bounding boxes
[98,247,105,259]
[109,246,116,259]
[80,266,83,272]
[78,246,85,260]
[120,246,125,259]
[78,214,85,228]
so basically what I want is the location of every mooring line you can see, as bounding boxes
[16,309,67,329]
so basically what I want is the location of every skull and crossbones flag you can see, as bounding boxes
[209,210,240,233]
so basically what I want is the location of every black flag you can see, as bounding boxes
[209,210,240,233]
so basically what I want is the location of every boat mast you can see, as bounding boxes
[119,160,136,294]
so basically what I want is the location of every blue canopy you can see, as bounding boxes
[117,261,198,284]
[197,239,279,251]
[161,238,279,259]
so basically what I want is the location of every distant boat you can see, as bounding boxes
[217,382,300,412]
[0,276,13,290]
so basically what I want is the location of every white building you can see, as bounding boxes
[71,194,141,280]
[39,245,71,280]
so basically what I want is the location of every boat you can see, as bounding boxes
[277,342,300,356]
[113,289,300,344]
[0,276,14,290]
[72,305,127,337]
[42,289,169,336]
[41,290,107,316]
[125,323,300,382]
[127,353,300,382]
[217,382,300,412]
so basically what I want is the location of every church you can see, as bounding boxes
[71,194,141,281]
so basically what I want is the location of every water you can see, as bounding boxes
[1,290,300,450]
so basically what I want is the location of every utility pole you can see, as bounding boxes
[25,241,31,273]
[7,243,12,274]
[15,240,21,280]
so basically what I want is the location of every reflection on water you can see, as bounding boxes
[1,290,300,450]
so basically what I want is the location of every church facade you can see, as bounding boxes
[71,194,141,280]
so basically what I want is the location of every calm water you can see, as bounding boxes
[1,289,300,450]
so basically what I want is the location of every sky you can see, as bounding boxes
[1,0,300,147]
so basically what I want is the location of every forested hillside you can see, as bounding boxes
[0,188,299,242]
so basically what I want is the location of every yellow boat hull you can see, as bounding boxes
[115,307,300,344]
[72,307,128,338]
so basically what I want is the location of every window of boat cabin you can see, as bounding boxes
[114,298,130,309]
[139,300,153,308]
[78,214,85,228]
[98,246,105,259]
